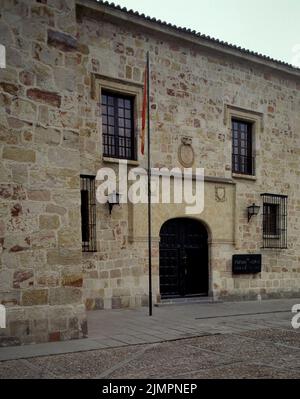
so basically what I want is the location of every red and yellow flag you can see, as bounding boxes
[140,65,147,155]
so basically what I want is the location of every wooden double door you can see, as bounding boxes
[159,218,208,298]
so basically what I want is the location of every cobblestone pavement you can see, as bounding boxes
[0,299,299,379]
[0,327,299,379]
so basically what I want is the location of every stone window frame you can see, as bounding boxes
[91,73,143,166]
[224,104,264,181]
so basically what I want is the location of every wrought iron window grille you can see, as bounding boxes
[80,175,97,252]
[261,193,288,249]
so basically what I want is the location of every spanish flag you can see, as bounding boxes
[140,64,147,155]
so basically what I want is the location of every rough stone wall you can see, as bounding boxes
[75,7,160,310]
[76,3,300,307]
[0,0,87,345]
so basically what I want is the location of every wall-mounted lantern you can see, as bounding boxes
[107,192,121,214]
[247,203,260,222]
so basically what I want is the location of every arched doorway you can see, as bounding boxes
[159,218,209,298]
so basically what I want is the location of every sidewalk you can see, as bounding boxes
[0,298,298,361]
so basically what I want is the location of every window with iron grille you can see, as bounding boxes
[261,193,288,249]
[80,175,97,252]
[232,119,254,175]
[101,91,135,160]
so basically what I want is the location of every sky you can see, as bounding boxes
[111,0,300,67]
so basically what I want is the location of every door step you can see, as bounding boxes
[155,297,222,307]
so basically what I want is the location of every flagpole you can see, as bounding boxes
[147,51,152,317]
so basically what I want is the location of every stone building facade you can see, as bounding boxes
[0,0,299,345]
